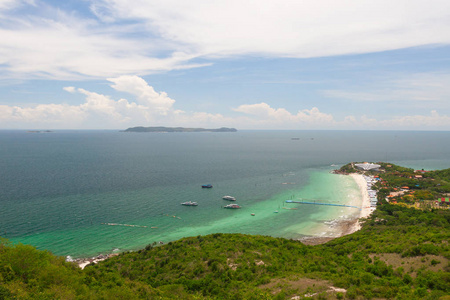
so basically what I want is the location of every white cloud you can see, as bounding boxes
[323,72,450,104]
[2,76,450,130]
[92,0,450,58]
[63,86,75,93]
[233,102,336,128]
[336,110,450,130]
[0,0,17,10]
[107,75,175,115]
[0,103,86,127]
[378,110,450,129]
[1,1,450,79]
[0,76,233,129]
[0,0,33,11]
[233,102,450,130]
[0,3,208,79]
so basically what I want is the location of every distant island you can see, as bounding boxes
[27,130,53,133]
[123,126,237,133]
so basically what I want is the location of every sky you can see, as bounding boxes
[1,0,450,130]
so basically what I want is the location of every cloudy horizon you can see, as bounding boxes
[1,0,450,130]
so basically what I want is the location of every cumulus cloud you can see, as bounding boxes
[232,102,450,130]
[63,86,76,93]
[0,103,85,127]
[1,75,450,130]
[379,110,450,128]
[233,102,335,128]
[0,76,231,129]
[107,75,175,115]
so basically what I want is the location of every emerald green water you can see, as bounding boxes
[9,169,359,258]
[1,130,449,258]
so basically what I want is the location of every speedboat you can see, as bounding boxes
[181,201,198,206]
[223,204,240,209]
[202,184,213,188]
[222,195,236,201]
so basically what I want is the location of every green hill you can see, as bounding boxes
[1,203,449,299]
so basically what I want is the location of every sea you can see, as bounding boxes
[1,130,450,258]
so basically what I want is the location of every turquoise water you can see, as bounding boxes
[1,130,450,258]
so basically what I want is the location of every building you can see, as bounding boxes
[355,162,381,171]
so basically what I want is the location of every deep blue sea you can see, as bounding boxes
[1,130,450,258]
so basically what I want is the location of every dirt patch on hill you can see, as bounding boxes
[369,253,448,277]
[259,277,346,299]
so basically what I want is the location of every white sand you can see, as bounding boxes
[299,172,376,245]
[69,254,118,269]
[347,173,374,233]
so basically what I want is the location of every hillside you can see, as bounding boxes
[1,202,449,299]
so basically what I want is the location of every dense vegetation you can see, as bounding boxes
[1,162,449,299]
[339,162,450,204]
[1,203,449,299]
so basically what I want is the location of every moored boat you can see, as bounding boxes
[223,204,240,209]
[181,201,198,206]
[222,195,236,201]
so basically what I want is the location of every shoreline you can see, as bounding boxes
[348,173,374,232]
[70,172,376,267]
[67,253,120,269]
[300,172,375,245]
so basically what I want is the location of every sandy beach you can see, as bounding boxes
[69,253,119,269]
[300,172,375,245]
[347,173,374,231]
[72,172,376,266]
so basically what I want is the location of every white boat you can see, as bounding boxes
[224,204,240,209]
[222,195,236,201]
[181,201,198,206]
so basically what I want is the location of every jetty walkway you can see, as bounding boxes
[285,200,360,209]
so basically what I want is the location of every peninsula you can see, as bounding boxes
[123,126,237,133]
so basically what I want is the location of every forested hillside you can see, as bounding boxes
[1,203,449,299]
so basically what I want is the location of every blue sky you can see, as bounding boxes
[1,0,450,130]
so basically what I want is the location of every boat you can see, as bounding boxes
[202,184,213,188]
[251,213,255,216]
[222,195,236,201]
[181,201,198,206]
[224,204,240,209]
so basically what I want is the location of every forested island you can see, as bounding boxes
[0,162,448,299]
[123,126,237,133]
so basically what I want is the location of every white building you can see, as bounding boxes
[355,162,381,171]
